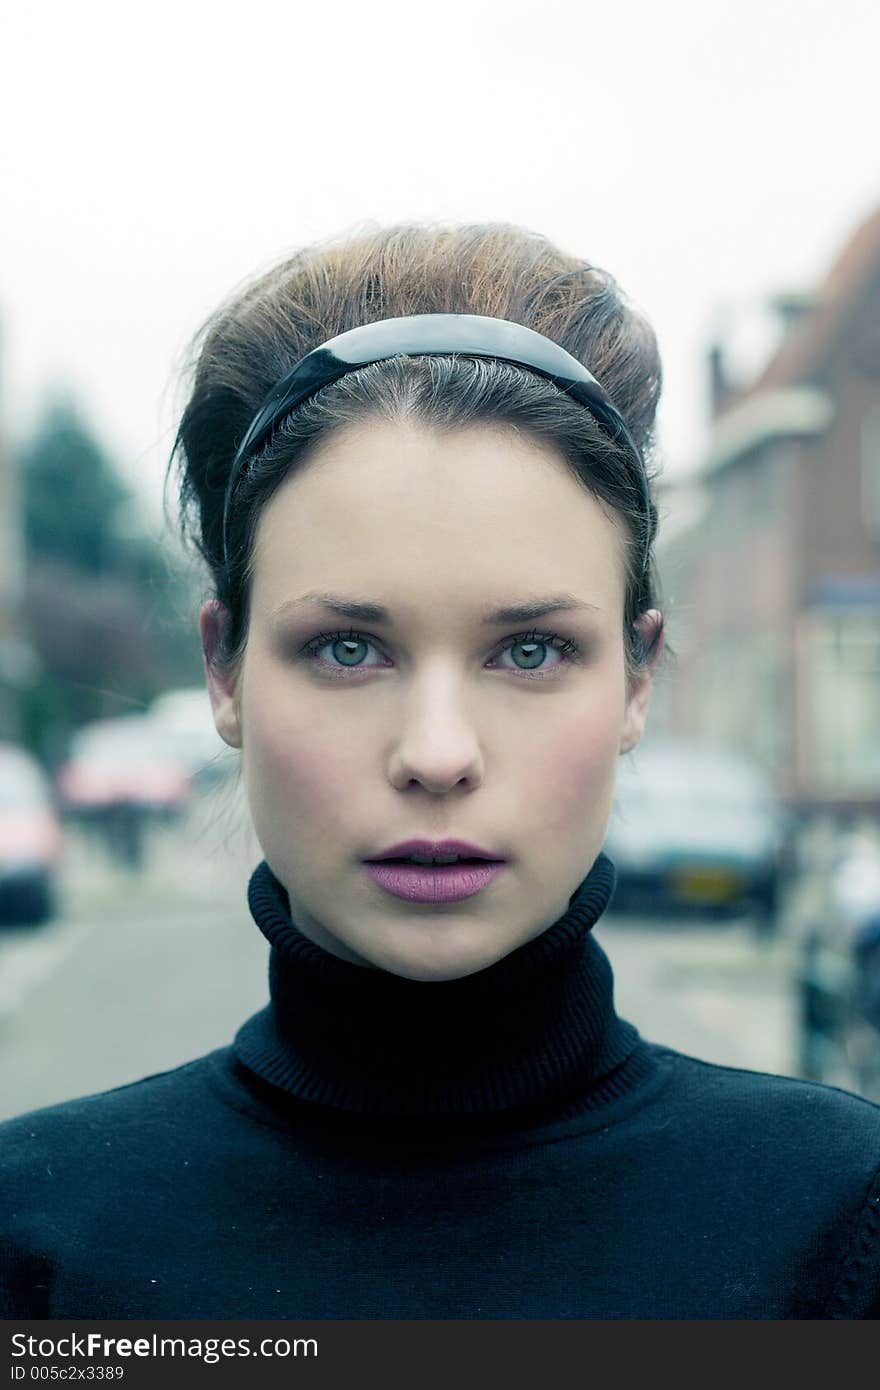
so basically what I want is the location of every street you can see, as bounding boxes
[0,781,801,1123]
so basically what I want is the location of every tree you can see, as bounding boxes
[14,395,203,762]
[18,395,133,576]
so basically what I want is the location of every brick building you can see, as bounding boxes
[652,206,880,818]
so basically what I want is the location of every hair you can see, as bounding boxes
[167,221,673,695]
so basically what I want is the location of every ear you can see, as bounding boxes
[199,600,243,749]
[619,610,665,756]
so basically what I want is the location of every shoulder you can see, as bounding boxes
[0,1050,236,1318]
[652,1042,880,1153]
[654,1045,880,1281]
[642,1043,880,1220]
[654,1041,880,1124]
[0,1048,232,1170]
[645,1046,880,1316]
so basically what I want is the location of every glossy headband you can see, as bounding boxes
[221,313,656,572]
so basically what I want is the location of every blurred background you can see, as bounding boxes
[1,0,879,1120]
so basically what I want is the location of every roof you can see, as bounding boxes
[703,385,834,476]
[743,203,880,396]
[700,204,880,476]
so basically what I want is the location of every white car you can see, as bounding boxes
[603,735,792,926]
[0,743,63,925]
[149,688,237,786]
[56,715,192,820]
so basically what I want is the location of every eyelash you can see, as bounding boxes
[299,628,582,681]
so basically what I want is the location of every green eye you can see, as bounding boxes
[301,627,580,678]
[301,629,382,671]
[332,637,369,666]
[510,640,546,670]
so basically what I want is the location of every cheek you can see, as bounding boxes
[529,705,620,835]
[242,669,365,831]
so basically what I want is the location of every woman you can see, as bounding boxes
[3,223,880,1319]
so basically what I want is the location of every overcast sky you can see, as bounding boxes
[1,0,878,527]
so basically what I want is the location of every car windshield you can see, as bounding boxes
[615,744,772,812]
[70,723,179,769]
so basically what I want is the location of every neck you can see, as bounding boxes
[234,852,652,1122]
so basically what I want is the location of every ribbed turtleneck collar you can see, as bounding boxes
[233,852,652,1121]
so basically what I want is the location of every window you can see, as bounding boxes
[861,406,880,542]
[808,609,880,792]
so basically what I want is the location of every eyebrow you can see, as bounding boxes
[270,591,603,626]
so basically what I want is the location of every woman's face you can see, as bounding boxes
[202,419,663,982]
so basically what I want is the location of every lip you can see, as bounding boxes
[363,860,507,904]
[365,838,505,862]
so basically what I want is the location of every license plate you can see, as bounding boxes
[670,866,743,902]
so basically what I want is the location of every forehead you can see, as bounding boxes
[250,419,626,617]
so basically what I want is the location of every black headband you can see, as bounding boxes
[221,313,656,573]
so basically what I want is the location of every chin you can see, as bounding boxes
[367,935,514,984]
[380,960,498,984]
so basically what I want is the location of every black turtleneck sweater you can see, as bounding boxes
[3,852,880,1319]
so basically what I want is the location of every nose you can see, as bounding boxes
[386,667,484,793]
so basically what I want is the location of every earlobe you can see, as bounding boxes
[198,600,243,750]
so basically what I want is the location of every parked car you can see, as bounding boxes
[602,735,791,927]
[56,715,194,869]
[56,716,192,823]
[148,687,237,787]
[0,743,63,925]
